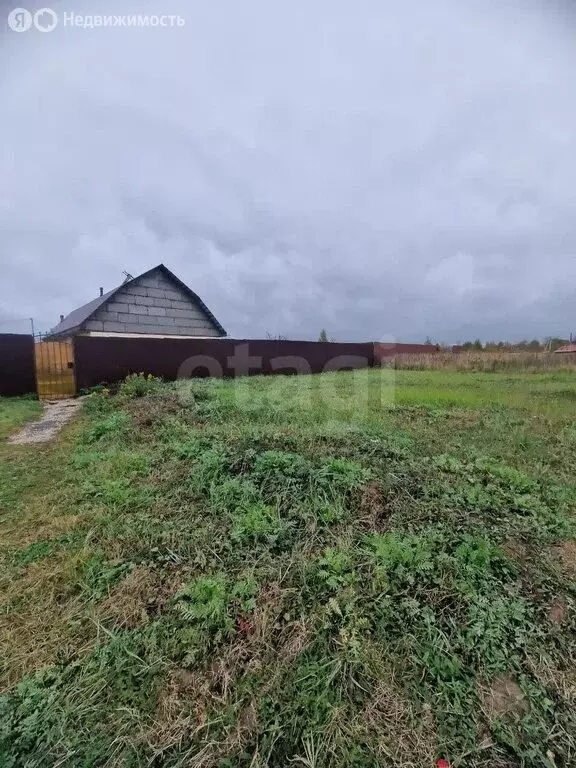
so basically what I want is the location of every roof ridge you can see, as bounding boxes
[46,265,226,339]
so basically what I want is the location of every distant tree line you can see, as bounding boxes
[450,337,572,352]
[267,330,572,351]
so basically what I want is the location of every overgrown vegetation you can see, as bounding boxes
[393,352,576,373]
[1,370,576,766]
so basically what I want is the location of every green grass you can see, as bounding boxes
[392,370,576,413]
[0,396,42,440]
[0,370,576,767]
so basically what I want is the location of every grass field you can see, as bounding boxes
[1,370,576,767]
[392,352,576,373]
[0,396,42,440]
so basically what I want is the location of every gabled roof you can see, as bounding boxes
[49,287,118,338]
[554,344,576,354]
[48,264,226,338]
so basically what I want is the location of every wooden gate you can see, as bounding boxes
[34,341,75,399]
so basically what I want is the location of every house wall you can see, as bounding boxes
[83,269,222,337]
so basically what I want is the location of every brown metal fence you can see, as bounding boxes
[0,334,37,396]
[0,335,442,398]
[73,336,376,389]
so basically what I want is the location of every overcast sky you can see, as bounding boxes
[1,0,575,342]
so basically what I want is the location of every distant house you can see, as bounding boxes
[47,264,226,341]
[554,344,576,354]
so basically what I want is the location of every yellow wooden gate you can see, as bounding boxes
[35,341,75,399]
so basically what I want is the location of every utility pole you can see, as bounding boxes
[30,317,35,338]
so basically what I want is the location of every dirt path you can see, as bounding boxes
[7,399,83,444]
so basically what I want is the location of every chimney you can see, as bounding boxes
[60,314,64,322]
[99,287,104,297]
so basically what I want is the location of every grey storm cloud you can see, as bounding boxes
[1,0,575,341]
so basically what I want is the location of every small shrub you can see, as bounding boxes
[80,476,154,511]
[313,547,357,592]
[367,532,439,582]
[83,412,130,444]
[477,459,538,495]
[462,593,532,670]
[315,502,346,526]
[209,477,259,512]
[82,388,113,416]
[175,574,231,633]
[252,450,313,486]
[314,458,371,496]
[188,448,231,495]
[118,373,163,400]
[249,451,371,507]
[453,535,517,587]
[174,574,258,641]
[169,437,213,460]
[230,503,284,544]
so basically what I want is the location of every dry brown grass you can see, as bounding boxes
[0,551,97,690]
[136,667,209,760]
[134,583,313,766]
[527,654,576,707]
[343,674,437,767]
[0,513,83,558]
[137,644,265,766]
[391,351,576,372]
[359,481,389,532]
[0,423,96,690]
[125,392,183,428]
[98,564,182,629]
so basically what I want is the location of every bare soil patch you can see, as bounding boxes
[548,601,566,624]
[555,540,576,575]
[481,675,528,720]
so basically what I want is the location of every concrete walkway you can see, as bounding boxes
[8,399,83,445]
